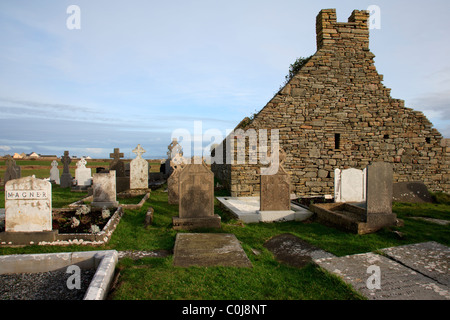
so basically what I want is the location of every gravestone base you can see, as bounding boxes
[0,231,58,245]
[60,173,73,188]
[172,214,221,230]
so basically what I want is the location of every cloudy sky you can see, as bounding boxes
[0,0,449,159]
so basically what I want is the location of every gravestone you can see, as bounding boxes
[165,138,183,176]
[74,158,92,187]
[365,162,396,229]
[334,167,366,203]
[259,148,291,212]
[91,171,119,208]
[3,155,21,185]
[60,151,73,188]
[109,148,129,192]
[130,144,148,189]
[5,176,52,232]
[49,160,60,184]
[392,181,433,203]
[172,159,221,230]
[167,153,188,205]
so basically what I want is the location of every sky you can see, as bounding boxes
[0,0,449,159]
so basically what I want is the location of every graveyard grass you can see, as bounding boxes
[0,185,449,300]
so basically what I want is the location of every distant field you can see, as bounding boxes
[0,159,162,181]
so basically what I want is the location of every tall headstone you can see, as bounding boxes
[172,158,221,230]
[91,171,119,208]
[130,144,148,189]
[3,155,21,185]
[167,153,188,205]
[165,138,183,176]
[60,150,73,188]
[334,167,366,203]
[109,148,129,192]
[365,162,396,228]
[75,157,92,187]
[49,160,60,184]
[5,176,52,232]
[259,148,291,211]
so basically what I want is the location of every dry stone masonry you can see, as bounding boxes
[211,9,449,197]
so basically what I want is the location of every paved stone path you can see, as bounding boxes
[314,241,450,300]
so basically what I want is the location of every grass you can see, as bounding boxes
[0,181,449,300]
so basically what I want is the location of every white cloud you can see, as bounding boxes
[0,145,11,151]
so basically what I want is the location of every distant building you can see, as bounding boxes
[27,152,40,159]
[13,153,22,159]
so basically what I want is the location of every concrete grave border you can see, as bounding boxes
[0,250,118,300]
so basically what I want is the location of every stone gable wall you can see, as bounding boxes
[212,9,449,197]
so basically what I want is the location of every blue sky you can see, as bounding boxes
[0,0,449,159]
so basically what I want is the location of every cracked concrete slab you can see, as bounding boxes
[314,244,450,300]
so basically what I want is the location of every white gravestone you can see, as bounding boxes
[75,158,92,186]
[334,168,366,203]
[5,176,52,232]
[49,160,60,184]
[130,144,149,189]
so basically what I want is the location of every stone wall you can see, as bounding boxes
[212,9,450,197]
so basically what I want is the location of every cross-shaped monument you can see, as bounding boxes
[60,150,73,188]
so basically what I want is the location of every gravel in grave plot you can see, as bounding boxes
[0,269,96,300]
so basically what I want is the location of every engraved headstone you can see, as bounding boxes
[167,153,188,205]
[172,158,221,230]
[91,171,118,208]
[60,150,73,188]
[5,176,52,232]
[130,144,148,189]
[259,148,291,211]
[49,160,60,184]
[334,167,366,203]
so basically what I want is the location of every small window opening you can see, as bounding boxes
[426,137,431,144]
[383,134,390,139]
[335,133,341,149]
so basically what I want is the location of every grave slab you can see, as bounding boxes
[381,242,450,287]
[264,233,335,268]
[173,233,252,268]
[216,196,312,223]
[314,251,450,300]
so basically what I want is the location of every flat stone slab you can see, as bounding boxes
[381,242,450,287]
[315,245,450,300]
[173,233,252,268]
[264,233,335,268]
[216,196,313,223]
[411,217,450,226]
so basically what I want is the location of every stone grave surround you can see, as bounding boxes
[49,160,60,184]
[3,155,21,185]
[167,153,188,205]
[4,176,52,232]
[60,150,73,188]
[91,170,119,208]
[75,157,92,187]
[130,144,149,190]
[172,159,221,230]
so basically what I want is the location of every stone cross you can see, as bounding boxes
[110,148,124,161]
[3,155,21,185]
[132,144,146,158]
[61,151,72,174]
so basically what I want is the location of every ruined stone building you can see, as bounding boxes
[211,9,450,197]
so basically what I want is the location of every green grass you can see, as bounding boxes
[0,181,449,300]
